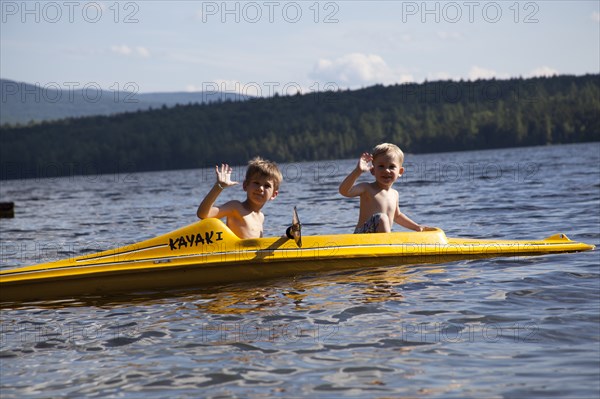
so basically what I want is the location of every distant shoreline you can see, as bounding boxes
[1,75,598,180]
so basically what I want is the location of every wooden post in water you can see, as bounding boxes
[0,202,14,218]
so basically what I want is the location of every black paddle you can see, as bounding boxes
[285,206,302,247]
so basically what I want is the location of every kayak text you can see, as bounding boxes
[169,230,224,250]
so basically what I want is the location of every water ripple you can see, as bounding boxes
[0,143,598,398]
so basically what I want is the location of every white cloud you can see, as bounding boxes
[136,47,151,58]
[110,45,151,58]
[309,53,414,88]
[468,66,557,81]
[592,11,600,22]
[468,66,509,80]
[110,44,132,56]
[529,66,559,77]
[428,72,459,81]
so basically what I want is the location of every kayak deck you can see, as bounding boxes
[0,219,594,304]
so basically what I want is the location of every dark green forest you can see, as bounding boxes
[1,74,599,180]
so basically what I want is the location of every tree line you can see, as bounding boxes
[1,74,598,180]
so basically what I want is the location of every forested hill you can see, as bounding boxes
[0,78,250,125]
[1,74,599,180]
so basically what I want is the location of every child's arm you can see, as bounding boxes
[339,153,372,197]
[394,207,435,232]
[197,164,238,219]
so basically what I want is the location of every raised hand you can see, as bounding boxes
[215,164,238,188]
[357,152,373,173]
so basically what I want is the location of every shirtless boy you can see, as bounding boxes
[197,157,282,239]
[339,143,431,233]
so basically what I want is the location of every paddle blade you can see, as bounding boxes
[289,206,302,247]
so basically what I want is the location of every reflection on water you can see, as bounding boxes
[194,266,415,315]
[1,143,599,398]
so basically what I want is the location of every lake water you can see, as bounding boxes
[1,143,599,398]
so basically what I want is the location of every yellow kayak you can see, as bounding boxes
[0,218,594,303]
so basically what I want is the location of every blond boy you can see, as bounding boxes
[339,143,431,233]
[197,157,282,239]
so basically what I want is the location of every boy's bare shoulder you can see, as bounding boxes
[221,200,263,220]
[354,182,373,193]
[219,199,245,212]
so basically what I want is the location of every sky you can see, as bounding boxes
[1,0,599,96]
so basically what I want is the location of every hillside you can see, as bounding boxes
[1,74,598,180]
[0,79,250,125]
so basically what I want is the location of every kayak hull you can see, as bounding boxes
[0,219,594,304]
